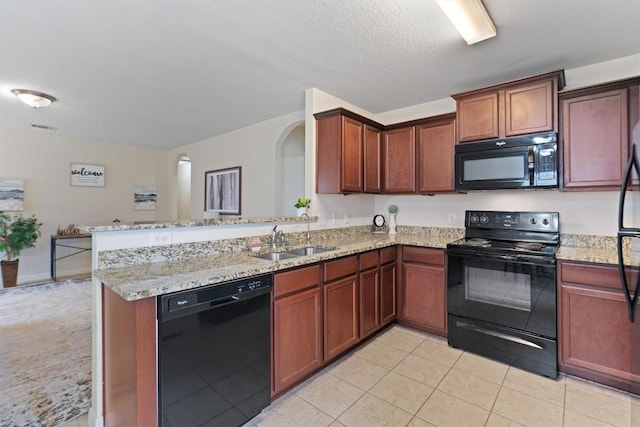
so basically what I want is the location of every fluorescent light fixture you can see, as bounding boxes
[437,0,496,45]
[11,89,56,108]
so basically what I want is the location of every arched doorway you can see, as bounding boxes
[176,154,191,220]
[276,124,305,216]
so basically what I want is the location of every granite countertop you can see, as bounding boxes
[95,232,456,301]
[95,227,637,302]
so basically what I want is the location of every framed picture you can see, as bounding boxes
[0,178,24,211]
[205,167,241,215]
[70,163,105,187]
[133,185,157,210]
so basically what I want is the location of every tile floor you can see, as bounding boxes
[59,325,638,427]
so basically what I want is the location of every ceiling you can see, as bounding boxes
[1,0,639,150]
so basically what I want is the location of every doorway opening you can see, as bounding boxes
[176,155,191,220]
[276,124,305,216]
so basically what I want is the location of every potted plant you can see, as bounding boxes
[294,198,311,217]
[0,211,42,287]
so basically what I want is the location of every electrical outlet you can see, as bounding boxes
[448,212,457,225]
[150,231,171,245]
[344,211,351,224]
[331,212,337,225]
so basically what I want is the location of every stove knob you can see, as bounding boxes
[479,214,489,224]
[470,214,479,224]
[529,218,537,225]
[542,218,550,226]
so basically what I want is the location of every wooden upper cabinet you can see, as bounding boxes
[417,115,456,193]
[452,70,564,143]
[363,125,382,193]
[316,109,382,194]
[456,93,499,142]
[560,78,640,190]
[383,126,416,193]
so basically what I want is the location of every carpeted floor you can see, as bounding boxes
[0,279,92,426]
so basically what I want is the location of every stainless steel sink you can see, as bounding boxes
[254,252,298,261]
[285,246,336,256]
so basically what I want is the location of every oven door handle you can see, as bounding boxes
[457,321,544,349]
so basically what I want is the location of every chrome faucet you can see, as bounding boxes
[300,213,312,247]
[271,225,285,250]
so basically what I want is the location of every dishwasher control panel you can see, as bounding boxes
[160,274,273,318]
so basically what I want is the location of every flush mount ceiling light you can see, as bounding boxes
[437,0,496,45]
[11,89,57,108]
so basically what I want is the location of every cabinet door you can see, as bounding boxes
[364,125,382,193]
[341,116,364,192]
[324,275,359,361]
[383,126,416,193]
[380,262,397,326]
[273,287,322,395]
[359,267,380,338]
[562,89,629,189]
[505,80,555,137]
[401,262,447,335]
[456,93,499,142]
[417,118,456,193]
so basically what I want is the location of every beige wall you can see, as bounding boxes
[0,129,169,286]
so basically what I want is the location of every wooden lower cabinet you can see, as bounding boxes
[324,273,359,361]
[359,266,380,339]
[380,247,398,326]
[558,261,640,393]
[272,265,323,396]
[399,246,447,336]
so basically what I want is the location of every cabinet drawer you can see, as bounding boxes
[560,261,638,292]
[274,265,321,298]
[324,255,358,282]
[380,247,397,265]
[359,250,380,271]
[402,246,444,266]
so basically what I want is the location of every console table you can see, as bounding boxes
[50,234,92,280]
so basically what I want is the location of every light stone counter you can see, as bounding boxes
[95,226,463,301]
[557,233,638,267]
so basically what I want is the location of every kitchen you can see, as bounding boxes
[1,1,639,427]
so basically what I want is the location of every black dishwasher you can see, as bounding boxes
[158,274,272,427]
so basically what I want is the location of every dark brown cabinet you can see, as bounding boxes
[383,126,416,193]
[272,265,323,396]
[323,256,359,361]
[399,246,447,336]
[359,250,380,339]
[452,70,565,143]
[560,78,640,190]
[315,109,382,194]
[379,247,398,326]
[558,261,639,393]
[417,114,456,193]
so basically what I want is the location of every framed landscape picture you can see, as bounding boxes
[133,185,157,210]
[205,167,241,215]
[0,178,24,211]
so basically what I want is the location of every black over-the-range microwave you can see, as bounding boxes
[454,132,558,191]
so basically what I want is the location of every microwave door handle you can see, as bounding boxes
[617,235,639,323]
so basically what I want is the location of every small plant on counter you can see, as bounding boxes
[294,198,311,209]
[388,204,398,214]
[0,211,43,287]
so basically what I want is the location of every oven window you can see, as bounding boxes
[464,156,525,181]
[464,266,531,311]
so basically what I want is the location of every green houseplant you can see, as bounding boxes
[294,198,311,217]
[0,211,42,287]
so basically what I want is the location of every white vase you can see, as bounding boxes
[296,207,308,217]
[388,213,397,235]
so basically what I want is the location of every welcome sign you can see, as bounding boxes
[70,163,105,187]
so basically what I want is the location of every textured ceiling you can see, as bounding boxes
[0,0,639,149]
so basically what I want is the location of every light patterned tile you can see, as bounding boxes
[354,341,409,369]
[565,378,631,427]
[393,354,450,388]
[412,339,462,367]
[369,371,434,414]
[436,368,500,410]
[493,387,564,426]
[484,413,525,427]
[452,352,508,385]
[416,389,489,427]
[297,373,365,418]
[502,367,565,406]
[252,395,333,427]
[338,393,413,427]
[407,416,438,427]
[329,421,347,427]
[375,327,426,352]
[330,355,389,391]
[564,409,619,427]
